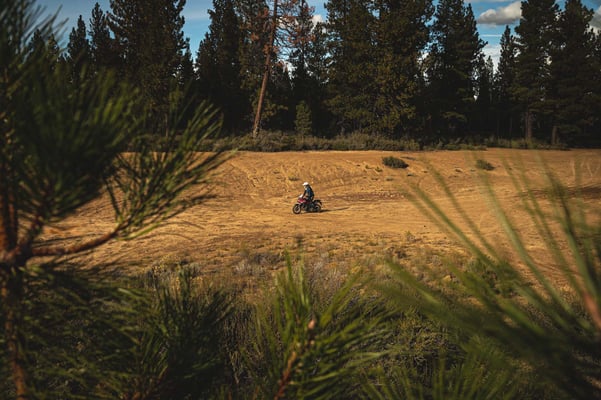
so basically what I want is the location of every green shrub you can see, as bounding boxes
[217,131,423,152]
[242,260,386,399]
[475,159,494,170]
[129,267,233,400]
[383,156,409,169]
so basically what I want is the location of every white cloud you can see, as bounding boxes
[592,6,601,31]
[477,1,521,26]
[312,14,324,25]
[483,42,502,69]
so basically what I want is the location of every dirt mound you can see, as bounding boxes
[46,148,601,288]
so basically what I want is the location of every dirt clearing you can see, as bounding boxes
[45,148,601,289]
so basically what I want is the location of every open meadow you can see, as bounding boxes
[44,148,601,293]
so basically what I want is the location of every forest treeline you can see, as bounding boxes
[42,0,601,146]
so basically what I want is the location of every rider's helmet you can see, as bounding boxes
[303,182,309,187]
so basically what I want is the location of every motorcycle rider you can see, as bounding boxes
[302,182,314,204]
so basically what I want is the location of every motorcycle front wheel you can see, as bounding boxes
[292,204,302,214]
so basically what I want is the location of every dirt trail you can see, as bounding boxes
[43,148,601,286]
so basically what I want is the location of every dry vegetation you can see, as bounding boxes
[41,148,601,295]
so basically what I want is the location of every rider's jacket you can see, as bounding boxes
[304,185,314,200]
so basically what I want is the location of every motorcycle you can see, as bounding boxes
[292,195,322,214]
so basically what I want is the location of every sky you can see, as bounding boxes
[36,0,601,68]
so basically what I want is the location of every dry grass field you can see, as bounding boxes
[43,148,601,293]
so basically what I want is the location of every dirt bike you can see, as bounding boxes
[292,195,322,214]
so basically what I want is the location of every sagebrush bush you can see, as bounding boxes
[475,158,494,170]
[204,131,424,152]
[383,156,409,169]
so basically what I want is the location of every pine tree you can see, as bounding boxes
[1,1,226,397]
[196,0,247,133]
[89,2,119,70]
[176,41,196,127]
[373,0,433,137]
[472,55,495,135]
[249,0,308,136]
[304,21,331,134]
[548,0,597,145]
[289,0,318,135]
[66,15,91,83]
[237,0,270,131]
[264,60,294,130]
[287,14,331,135]
[425,0,485,137]
[494,26,518,139]
[288,0,314,99]
[512,0,558,141]
[592,32,601,144]
[251,0,278,136]
[325,0,377,133]
[179,40,195,88]
[27,29,62,68]
[108,0,188,130]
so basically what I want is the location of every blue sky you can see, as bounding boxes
[37,0,601,67]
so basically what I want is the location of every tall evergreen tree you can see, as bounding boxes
[264,60,294,130]
[237,0,270,131]
[592,32,601,144]
[289,0,318,134]
[288,0,314,93]
[373,0,433,137]
[178,40,195,89]
[251,0,279,136]
[249,0,309,136]
[425,0,485,137]
[472,55,494,135]
[286,1,331,135]
[66,15,91,82]
[304,21,331,134]
[196,0,246,133]
[175,40,196,127]
[512,0,558,141]
[548,0,598,145]
[89,2,119,70]
[325,0,377,133]
[27,29,62,68]
[494,26,518,139]
[108,0,188,130]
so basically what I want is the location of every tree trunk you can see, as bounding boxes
[1,157,28,398]
[1,271,29,400]
[551,125,558,145]
[252,0,278,139]
[524,110,533,142]
[1,166,17,253]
